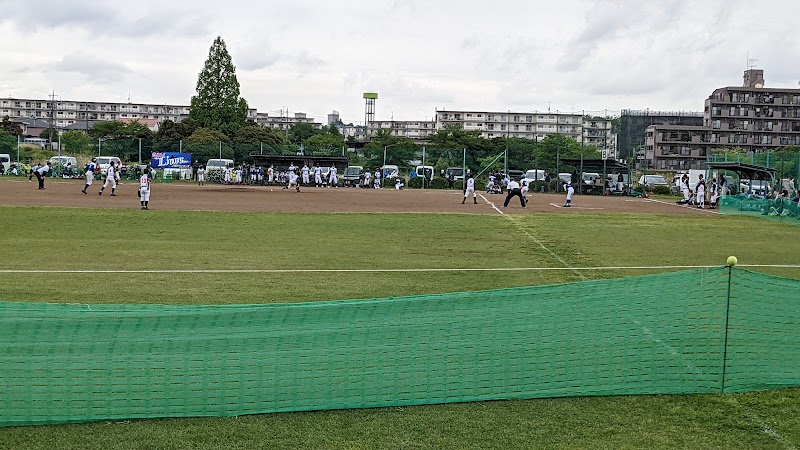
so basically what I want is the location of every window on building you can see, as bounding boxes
[766,121,773,131]
[500,124,506,130]
[525,125,532,131]
[730,107,736,116]
[513,125,519,131]
[740,107,748,116]
[712,120,721,129]
[488,124,494,130]
[699,148,707,156]
[500,115,506,121]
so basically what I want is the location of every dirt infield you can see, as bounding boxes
[0,178,715,216]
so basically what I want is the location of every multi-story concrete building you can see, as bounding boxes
[582,117,616,158]
[704,69,800,152]
[0,96,271,134]
[641,69,800,170]
[367,120,437,140]
[619,109,704,161]
[255,111,322,132]
[644,125,712,170]
[434,109,585,142]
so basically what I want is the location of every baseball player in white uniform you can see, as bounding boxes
[564,182,575,207]
[328,164,338,187]
[99,161,117,196]
[363,169,371,188]
[462,173,477,204]
[268,165,275,185]
[285,171,300,192]
[198,166,205,185]
[301,164,310,186]
[139,168,151,210]
[313,164,322,187]
[82,157,97,194]
[374,168,381,189]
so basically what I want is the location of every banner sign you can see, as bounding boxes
[151,152,192,168]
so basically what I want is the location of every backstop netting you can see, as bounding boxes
[1,267,799,426]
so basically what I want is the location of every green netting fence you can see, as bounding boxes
[1,267,799,427]
[719,195,800,225]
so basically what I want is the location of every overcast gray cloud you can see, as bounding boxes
[1,0,799,124]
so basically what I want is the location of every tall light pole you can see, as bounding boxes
[383,144,397,177]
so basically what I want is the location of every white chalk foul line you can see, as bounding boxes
[4,265,794,274]
[478,194,504,215]
[646,197,719,214]
[549,203,603,210]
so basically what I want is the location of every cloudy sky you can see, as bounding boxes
[2,0,799,123]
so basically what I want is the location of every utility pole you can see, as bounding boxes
[48,90,57,149]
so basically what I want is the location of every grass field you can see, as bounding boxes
[1,205,800,449]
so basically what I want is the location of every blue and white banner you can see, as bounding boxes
[151,152,192,168]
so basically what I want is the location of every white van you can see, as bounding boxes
[0,154,10,174]
[414,165,434,179]
[97,156,121,175]
[205,159,234,170]
[381,164,399,179]
[49,155,78,168]
[523,169,547,185]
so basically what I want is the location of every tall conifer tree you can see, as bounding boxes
[189,36,249,138]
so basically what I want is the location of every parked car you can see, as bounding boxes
[381,165,400,179]
[0,153,10,174]
[507,169,525,181]
[343,165,363,187]
[413,165,434,180]
[445,167,464,180]
[523,169,547,186]
[637,174,670,189]
[96,156,122,176]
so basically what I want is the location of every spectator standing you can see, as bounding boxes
[82,157,98,194]
[34,161,52,190]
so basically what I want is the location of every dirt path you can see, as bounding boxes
[0,178,713,216]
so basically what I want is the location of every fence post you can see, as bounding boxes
[720,259,735,394]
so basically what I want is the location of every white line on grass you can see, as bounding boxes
[5,265,791,274]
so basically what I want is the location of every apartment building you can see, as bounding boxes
[704,69,800,152]
[619,109,704,161]
[644,125,712,170]
[582,117,616,158]
[367,120,437,140]
[0,97,260,133]
[434,109,584,142]
[255,111,322,132]
[641,69,800,169]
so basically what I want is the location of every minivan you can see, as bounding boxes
[0,154,10,174]
[413,165,434,179]
[96,156,122,175]
[445,167,464,180]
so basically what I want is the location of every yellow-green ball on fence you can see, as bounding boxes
[727,256,738,267]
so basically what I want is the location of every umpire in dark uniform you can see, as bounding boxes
[503,177,526,208]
